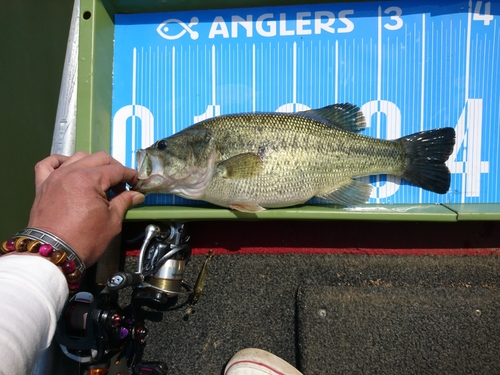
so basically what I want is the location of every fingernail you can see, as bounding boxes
[132,193,145,206]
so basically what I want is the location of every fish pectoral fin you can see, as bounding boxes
[316,180,372,206]
[229,203,266,213]
[217,153,263,179]
[301,103,366,133]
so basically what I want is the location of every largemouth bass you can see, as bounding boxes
[134,103,455,212]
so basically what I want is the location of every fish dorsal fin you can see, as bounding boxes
[316,179,372,206]
[301,103,366,133]
[217,153,263,179]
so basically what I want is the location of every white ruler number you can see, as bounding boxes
[358,99,489,201]
[473,1,493,26]
[112,105,155,168]
[447,99,489,199]
[383,7,404,31]
[360,100,402,200]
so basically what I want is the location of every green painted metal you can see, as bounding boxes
[76,0,114,154]
[444,204,500,221]
[125,204,458,221]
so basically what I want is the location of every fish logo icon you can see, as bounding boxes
[157,17,199,40]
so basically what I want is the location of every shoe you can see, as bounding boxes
[224,348,303,375]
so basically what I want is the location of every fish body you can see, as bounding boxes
[134,103,455,212]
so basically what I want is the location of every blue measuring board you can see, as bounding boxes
[111,0,499,206]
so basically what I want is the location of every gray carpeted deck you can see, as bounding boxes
[297,286,500,374]
[125,254,500,375]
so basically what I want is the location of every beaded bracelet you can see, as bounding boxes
[0,227,86,293]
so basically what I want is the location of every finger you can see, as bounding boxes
[34,154,70,187]
[67,151,124,170]
[109,191,145,221]
[93,164,139,192]
[59,151,90,167]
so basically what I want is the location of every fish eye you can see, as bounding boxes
[156,140,167,150]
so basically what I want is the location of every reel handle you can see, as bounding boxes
[106,272,144,291]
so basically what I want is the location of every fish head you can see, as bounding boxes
[133,127,217,199]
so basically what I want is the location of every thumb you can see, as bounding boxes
[109,191,145,218]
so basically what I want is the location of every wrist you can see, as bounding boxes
[1,227,86,293]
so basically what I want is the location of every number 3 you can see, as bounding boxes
[384,7,403,31]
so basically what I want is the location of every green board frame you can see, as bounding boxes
[76,0,500,222]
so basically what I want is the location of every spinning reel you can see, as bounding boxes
[55,223,213,375]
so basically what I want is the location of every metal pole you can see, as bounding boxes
[50,0,80,156]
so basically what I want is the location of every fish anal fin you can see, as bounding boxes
[217,153,263,179]
[301,103,366,133]
[316,180,372,206]
[229,203,266,213]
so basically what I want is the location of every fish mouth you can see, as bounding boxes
[136,149,152,180]
[133,150,168,193]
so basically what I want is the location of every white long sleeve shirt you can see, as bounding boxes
[0,255,68,375]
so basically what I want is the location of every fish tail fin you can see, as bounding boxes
[400,127,456,194]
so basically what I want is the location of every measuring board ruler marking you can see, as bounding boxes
[112,0,499,205]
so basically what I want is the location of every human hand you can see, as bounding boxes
[28,151,145,267]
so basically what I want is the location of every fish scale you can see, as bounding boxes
[205,114,399,188]
[134,103,455,212]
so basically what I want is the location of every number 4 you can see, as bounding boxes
[447,99,489,199]
[473,1,493,26]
